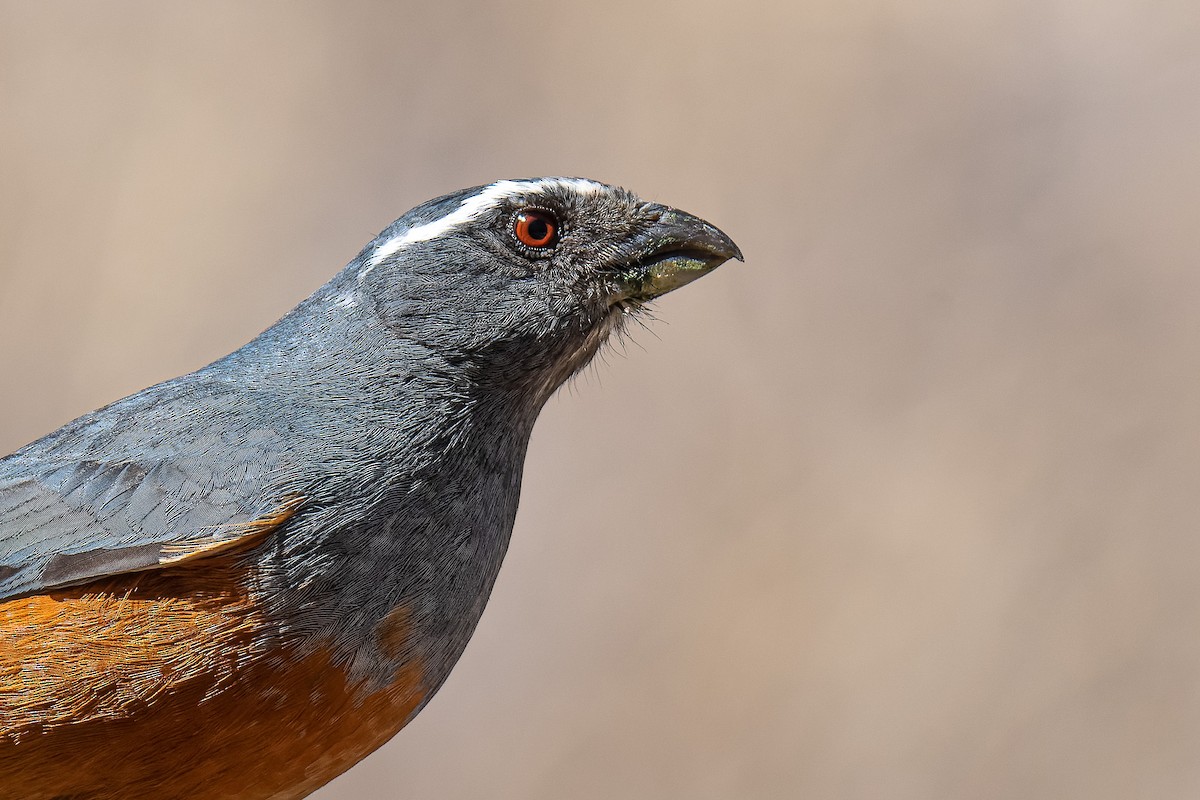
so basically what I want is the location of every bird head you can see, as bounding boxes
[345,177,741,402]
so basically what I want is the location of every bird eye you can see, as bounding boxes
[513,209,559,249]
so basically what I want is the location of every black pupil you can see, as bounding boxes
[526,215,549,242]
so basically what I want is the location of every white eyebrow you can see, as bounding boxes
[364,177,604,271]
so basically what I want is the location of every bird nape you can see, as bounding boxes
[0,176,740,800]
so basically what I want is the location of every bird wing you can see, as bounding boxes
[0,377,304,602]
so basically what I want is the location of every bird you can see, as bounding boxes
[0,176,740,799]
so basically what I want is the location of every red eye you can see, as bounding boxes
[513,209,558,248]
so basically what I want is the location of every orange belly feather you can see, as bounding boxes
[0,558,425,800]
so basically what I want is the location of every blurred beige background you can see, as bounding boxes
[2,2,1199,798]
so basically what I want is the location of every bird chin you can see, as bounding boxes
[529,310,625,405]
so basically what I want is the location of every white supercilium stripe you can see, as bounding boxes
[365,177,604,270]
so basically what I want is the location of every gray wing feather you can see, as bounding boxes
[0,375,299,601]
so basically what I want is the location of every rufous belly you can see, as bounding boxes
[0,558,425,800]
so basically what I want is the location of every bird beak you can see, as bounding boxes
[617,204,743,302]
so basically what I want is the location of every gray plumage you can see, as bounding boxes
[0,177,739,695]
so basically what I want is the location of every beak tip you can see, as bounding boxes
[699,218,742,265]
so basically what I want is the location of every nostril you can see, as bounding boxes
[640,203,666,224]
